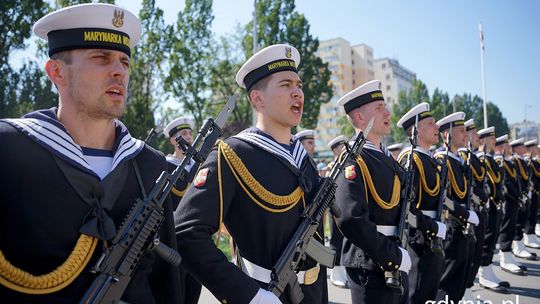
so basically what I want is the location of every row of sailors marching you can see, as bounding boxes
[165,81,540,304]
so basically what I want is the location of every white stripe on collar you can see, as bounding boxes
[234,131,307,169]
[434,149,462,162]
[5,117,143,179]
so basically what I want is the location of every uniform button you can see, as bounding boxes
[427,230,430,234]
[394,265,399,269]
[388,261,392,266]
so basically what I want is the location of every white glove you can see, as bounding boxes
[398,247,411,273]
[435,221,447,239]
[528,191,532,199]
[249,289,282,304]
[467,210,480,226]
[485,199,491,209]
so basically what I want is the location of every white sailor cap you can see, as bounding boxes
[464,119,476,131]
[337,80,384,114]
[509,137,525,147]
[397,102,432,130]
[33,3,141,57]
[328,135,347,150]
[235,44,300,91]
[295,129,315,141]
[495,134,508,146]
[525,139,538,147]
[436,112,465,132]
[387,143,404,152]
[164,117,194,138]
[477,127,495,139]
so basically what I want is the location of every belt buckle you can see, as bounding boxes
[303,264,320,285]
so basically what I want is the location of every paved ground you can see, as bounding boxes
[198,246,540,304]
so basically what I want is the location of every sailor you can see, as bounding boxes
[458,119,490,300]
[387,143,404,161]
[433,112,479,302]
[334,80,411,304]
[296,129,316,156]
[524,139,540,248]
[174,44,328,304]
[476,127,510,292]
[495,135,528,275]
[396,102,447,304]
[0,3,180,302]
[327,135,349,288]
[509,138,537,261]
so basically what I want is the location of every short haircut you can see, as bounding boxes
[50,50,73,64]
[248,74,273,100]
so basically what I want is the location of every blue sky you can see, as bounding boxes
[11,0,540,125]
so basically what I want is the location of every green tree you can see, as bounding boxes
[337,115,355,138]
[15,61,57,116]
[430,88,451,121]
[0,1,49,117]
[242,0,333,129]
[122,0,167,140]
[207,27,252,136]
[165,0,214,126]
[389,79,430,143]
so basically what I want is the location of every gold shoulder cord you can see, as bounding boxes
[218,141,305,213]
[460,152,486,182]
[516,159,529,181]
[398,151,440,208]
[504,161,517,179]
[532,161,540,177]
[171,184,190,197]
[0,235,98,294]
[446,159,467,199]
[486,159,501,184]
[356,156,400,209]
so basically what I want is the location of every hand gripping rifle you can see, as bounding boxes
[267,118,374,304]
[463,138,477,241]
[80,95,237,304]
[428,131,452,256]
[384,114,418,293]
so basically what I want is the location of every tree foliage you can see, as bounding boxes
[242,0,333,129]
[122,0,167,141]
[165,0,214,126]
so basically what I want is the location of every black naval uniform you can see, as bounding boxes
[174,128,328,304]
[398,147,444,304]
[0,109,181,304]
[497,155,522,254]
[327,160,345,272]
[513,156,533,247]
[479,151,505,267]
[334,141,406,304]
[458,148,490,290]
[166,157,202,304]
[434,149,472,301]
[526,157,540,236]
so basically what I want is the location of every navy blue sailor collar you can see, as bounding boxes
[233,127,308,170]
[3,107,144,180]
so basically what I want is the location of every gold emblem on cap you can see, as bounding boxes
[285,47,292,59]
[112,9,124,28]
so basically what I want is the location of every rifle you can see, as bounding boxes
[463,138,477,241]
[79,94,237,304]
[143,125,162,145]
[267,118,374,304]
[384,114,418,293]
[428,131,451,256]
[513,154,528,211]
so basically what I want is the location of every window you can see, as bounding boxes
[386,74,390,80]
[386,85,391,91]
[382,63,386,69]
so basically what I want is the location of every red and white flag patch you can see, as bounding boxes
[344,165,356,180]
[194,168,209,187]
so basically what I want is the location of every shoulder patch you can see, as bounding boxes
[345,165,357,180]
[194,168,209,188]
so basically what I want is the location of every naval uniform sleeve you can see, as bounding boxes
[174,147,260,304]
[334,159,403,271]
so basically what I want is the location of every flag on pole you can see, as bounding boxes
[479,23,485,50]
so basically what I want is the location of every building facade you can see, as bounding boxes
[373,58,416,110]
